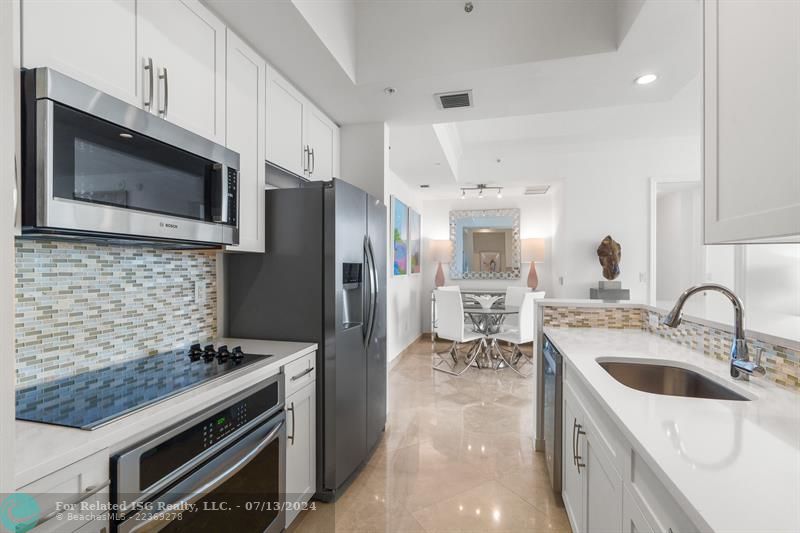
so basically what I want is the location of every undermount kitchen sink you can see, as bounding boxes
[599,360,750,401]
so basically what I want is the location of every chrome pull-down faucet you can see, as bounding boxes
[661,283,765,380]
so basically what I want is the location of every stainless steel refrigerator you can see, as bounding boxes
[225,178,387,502]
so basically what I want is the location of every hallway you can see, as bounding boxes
[292,339,571,532]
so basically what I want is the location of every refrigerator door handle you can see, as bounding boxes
[363,236,374,342]
[365,236,379,346]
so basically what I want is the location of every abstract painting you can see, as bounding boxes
[409,209,421,274]
[392,197,408,276]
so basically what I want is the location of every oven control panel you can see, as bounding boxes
[131,378,282,492]
[202,402,249,449]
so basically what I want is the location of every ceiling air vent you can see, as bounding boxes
[524,185,551,195]
[435,90,473,109]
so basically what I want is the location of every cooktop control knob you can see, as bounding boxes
[202,344,217,363]
[231,346,244,363]
[216,345,230,364]
[189,343,203,362]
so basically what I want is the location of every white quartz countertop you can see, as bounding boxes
[543,327,800,533]
[14,338,317,488]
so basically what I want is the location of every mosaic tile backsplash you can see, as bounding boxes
[15,240,217,386]
[543,306,646,329]
[542,305,800,391]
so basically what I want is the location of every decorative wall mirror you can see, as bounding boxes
[449,208,521,279]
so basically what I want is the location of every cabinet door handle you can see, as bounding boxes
[291,366,314,381]
[575,424,586,473]
[143,57,154,110]
[310,148,315,175]
[303,145,310,173]
[287,401,295,445]
[572,417,578,465]
[158,67,169,117]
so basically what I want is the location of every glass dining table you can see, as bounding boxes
[461,303,520,369]
[463,304,519,335]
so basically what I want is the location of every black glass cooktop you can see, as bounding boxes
[16,347,270,430]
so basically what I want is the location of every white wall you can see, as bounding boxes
[656,185,703,301]
[340,122,387,200]
[420,193,554,332]
[549,136,701,302]
[386,169,424,362]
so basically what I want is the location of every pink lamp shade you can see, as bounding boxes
[522,238,546,290]
[431,240,453,287]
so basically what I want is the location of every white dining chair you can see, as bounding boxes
[432,288,485,375]
[502,286,531,328]
[490,291,537,376]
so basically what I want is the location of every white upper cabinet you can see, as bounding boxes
[306,105,338,181]
[21,0,227,145]
[21,0,140,106]
[225,30,266,254]
[704,0,800,243]
[266,66,339,180]
[139,0,226,144]
[267,67,307,176]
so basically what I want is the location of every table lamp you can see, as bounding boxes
[522,238,546,290]
[431,240,453,287]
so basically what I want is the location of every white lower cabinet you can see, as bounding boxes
[561,384,584,530]
[623,486,655,533]
[562,378,621,532]
[21,449,110,533]
[563,361,701,533]
[285,379,316,528]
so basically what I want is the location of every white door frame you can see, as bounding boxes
[649,178,746,308]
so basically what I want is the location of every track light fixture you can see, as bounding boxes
[459,184,503,199]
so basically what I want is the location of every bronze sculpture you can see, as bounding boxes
[597,235,621,280]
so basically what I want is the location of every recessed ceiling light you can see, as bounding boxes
[119,133,133,139]
[384,87,396,96]
[634,74,658,85]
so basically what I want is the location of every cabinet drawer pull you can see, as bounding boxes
[287,401,296,445]
[36,480,110,526]
[303,145,310,173]
[291,367,314,381]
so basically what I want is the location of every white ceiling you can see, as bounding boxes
[205,0,703,126]
[204,0,703,196]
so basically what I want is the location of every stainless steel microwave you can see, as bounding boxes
[21,68,239,247]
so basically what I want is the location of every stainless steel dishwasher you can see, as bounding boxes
[542,335,563,497]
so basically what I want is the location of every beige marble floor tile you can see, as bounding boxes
[411,480,569,532]
[294,340,570,533]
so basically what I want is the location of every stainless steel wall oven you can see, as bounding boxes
[111,376,285,532]
[21,67,239,247]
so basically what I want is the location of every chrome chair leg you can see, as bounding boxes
[492,341,532,377]
[433,340,481,376]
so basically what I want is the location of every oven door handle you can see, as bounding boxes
[126,419,285,533]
